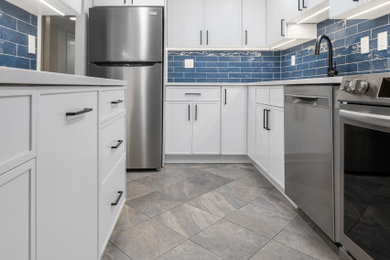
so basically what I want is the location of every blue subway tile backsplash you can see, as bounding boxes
[168,14,390,83]
[0,0,37,70]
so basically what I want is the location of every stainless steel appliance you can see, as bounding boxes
[285,85,340,242]
[88,6,163,169]
[338,73,390,260]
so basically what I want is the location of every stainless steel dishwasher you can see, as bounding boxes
[284,85,340,242]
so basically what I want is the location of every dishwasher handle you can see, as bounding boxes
[285,94,329,108]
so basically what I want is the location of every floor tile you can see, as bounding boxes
[250,240,316,260]
[160,180,211,202]
[273,215,339,260]
[126,170,158,182]
[112,204,149,236]
[225,204,293,239]
[126,191,183,217]
[185,171,232,191]
[191,220,269,260]
[251,188,298,219]
[202,164,257,180]
[110,220,186,260]
[136,173,183,191]
[157,240,222,260]
[216,181,268,202]
[188,191,247,218]
[237,173,273,189]
[101,242,132,260]
[153,203,220,238]
[126,181,154,200]
[161,164,211,179]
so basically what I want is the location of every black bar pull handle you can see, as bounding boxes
[111,99,124,104]
[263,109,266,129]
[303,0,307,8]
[66,108,93,117]
[224,89,227,105]
[111,191,124,206]
[195,104,198,121]
[266,110,271,131]
[298,0,303,11]
[111,140,124,149]
[281,19,285,37]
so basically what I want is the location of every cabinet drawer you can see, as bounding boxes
[166,87,220,101]
[255,87,269,104]
[100,89,125,122]
[100,116,125,185]
[0,93,34,174]
[99,158,125,255]
[269,87,284,108]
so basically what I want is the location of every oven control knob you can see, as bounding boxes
[341,80,351,91]
[356,80,369,94]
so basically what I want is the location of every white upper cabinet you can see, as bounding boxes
[167,0,205,48]
[204,0,242,47]
[242,0,266,48]
[93,0,165,6]
[221,87,247,155]
[330,0,388,19]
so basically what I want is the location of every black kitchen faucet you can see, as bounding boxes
[315,35,338,77]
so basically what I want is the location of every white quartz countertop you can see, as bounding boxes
[166,77,343,87]
[0,67,126,86]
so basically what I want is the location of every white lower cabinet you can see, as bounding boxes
[0,160,35,260]
[252,86,285,190]
[192,102,220,154]
[37,91,98,260]
[221,86,247,155]
[247,88,256,159]
[165,102,192,154]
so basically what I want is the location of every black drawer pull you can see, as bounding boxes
[66,108,93,117]
[111,191,124,206]
[111,140,124,149]
[111,99,124,104]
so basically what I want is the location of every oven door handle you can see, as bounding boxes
[340,109,390,128]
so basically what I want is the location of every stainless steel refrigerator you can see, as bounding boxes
[88,6,163,169]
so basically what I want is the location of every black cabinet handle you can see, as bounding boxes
[66,108,93,117]
[266,110,271,131]
[195,104,198,120]
[298,0,303,11]
[111,99,124,104]
[188,105,191,121]
[111,140,124,149]
[263,109,266,129]
[111,191,124,206]
[281,19,285,37]
[224,89,227,105]
[303,0,307,8]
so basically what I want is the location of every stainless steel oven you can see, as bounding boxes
[338,73,390,260]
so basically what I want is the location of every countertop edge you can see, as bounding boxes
[0,68,127,86]
[165,77,343,87]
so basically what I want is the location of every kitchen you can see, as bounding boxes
[0,0,389,259]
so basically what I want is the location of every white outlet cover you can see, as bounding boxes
[378,31,388,51]
[28,35,36,54]
[291,55,296,66]
[361,36,370,54]
[184,59,194,68]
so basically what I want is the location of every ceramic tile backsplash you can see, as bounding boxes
[167,51,281,83]
[168,14,390,83]
[0,0,37,70]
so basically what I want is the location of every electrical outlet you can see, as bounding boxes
[378,31,388,51]
[184,59,194,68]
[361,36,370,54]
[291,55,296,66]
[28,35,36,54]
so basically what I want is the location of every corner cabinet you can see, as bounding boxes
[249,86,285,190]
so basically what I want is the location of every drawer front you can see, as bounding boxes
[269,87,284,108]
[99,158,125,255]
[100,116,125,185]
[100,89,125,122]
[255,87,270,105]
[166,87,220,101]
[0,93,34,174]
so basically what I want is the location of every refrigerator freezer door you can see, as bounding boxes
[90,63,163,169]
[89,6,163,62]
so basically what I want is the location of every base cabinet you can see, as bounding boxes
[37,91,98,260]
[0,160,35,260]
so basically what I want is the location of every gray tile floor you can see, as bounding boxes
[103,164,339,260]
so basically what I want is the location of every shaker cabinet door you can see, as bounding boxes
[268,108,285,189]
[243,0,266,48]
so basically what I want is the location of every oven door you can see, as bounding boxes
[340,104,390,260]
